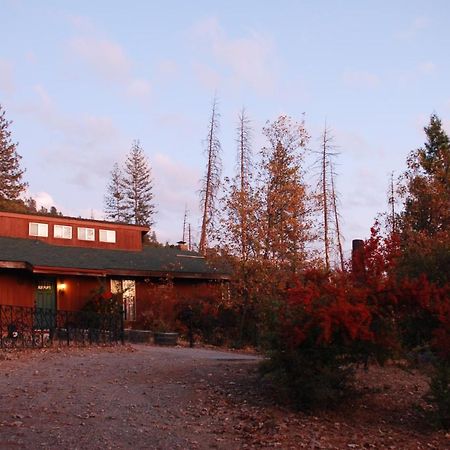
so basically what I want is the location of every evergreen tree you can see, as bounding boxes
[0,104,27,201]
[104,162,127,222]
[256,115,312,271]
[401,113,449,235]
[398,114,450,284]
[123,140,155,226]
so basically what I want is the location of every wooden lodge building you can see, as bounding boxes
[0,210,230,327]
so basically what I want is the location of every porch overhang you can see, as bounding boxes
[12,263,231,281]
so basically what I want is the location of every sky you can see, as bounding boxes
[1,0,449,255]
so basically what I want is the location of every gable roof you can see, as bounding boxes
[0,237,230,280]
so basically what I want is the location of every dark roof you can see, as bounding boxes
[0,237,230,280]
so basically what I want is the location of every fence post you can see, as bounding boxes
[120,310,124,345]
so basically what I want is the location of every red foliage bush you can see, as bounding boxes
[283,270,374,349]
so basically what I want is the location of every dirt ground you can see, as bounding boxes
[0,344,448,449]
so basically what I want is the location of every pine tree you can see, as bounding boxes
[104,162,127,222]
[123,140,155,227]
[256,115,311,271]
[199,96,222,254]
[398,113,450,284]
[401,113,450,235]
[0,104,27,201]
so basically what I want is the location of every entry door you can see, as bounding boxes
[35,280,56,329]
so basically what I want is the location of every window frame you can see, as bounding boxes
[29,222,49,237]
[54,224,72,240]
[77,227,95,241]
[99,229,116,243]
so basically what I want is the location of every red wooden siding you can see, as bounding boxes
[56,276,106,311]
[0,271,35,308]
[0,211,147,251]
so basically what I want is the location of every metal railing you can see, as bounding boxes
[0,304,124,349]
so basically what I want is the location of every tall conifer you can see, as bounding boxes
[0,104,27,201]
[123,140,155,227]
[104,162,127,222]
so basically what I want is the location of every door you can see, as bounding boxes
[35,280,56,329]
[111,279,136,321]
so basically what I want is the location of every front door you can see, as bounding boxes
[35,280,56,329]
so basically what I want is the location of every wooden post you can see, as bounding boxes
[351,239,366,283]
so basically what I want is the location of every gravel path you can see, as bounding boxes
[0,345,448,449]
[0,345,261,449]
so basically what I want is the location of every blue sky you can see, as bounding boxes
[1,0,449,253]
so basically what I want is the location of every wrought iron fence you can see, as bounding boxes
[0,304,124,349]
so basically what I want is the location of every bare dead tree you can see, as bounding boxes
[321,126,331,270]
[199,96,222,254]
[188,223,192,251]
[388,171,396,234]
[236,107,253,260]
[314,124,344,270]
[330,161,345,271]
[182,204,188,242]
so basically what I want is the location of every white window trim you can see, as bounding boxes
[29,222,48,237]
[77,227,95,241]
[99,229,116,243]
[54,225,72,239]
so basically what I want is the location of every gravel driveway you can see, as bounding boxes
[0,345,261,450]
[1,345,448,449]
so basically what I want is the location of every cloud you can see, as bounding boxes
[152,152,201,243]
[342,70,380,89]
[32,191,58,210]
[25,51,37,64]
[67,14,97,33]
[192,62,221,91]
[126,78,152,98]
[418,61,436,75]
[191,17,276,93]
[67,21,152,100]
[0,58,15,94]
[397,16,430,40]
[25,85,126,188]
[69,36,132,83]
[156,59,179,79]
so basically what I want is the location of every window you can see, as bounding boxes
[29,222,48,237]
[99,229,116,243]
[77,227,95,241]
[54,225,72,239]
[111,279,136,321]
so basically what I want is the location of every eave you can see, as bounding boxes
[0,261,33,270]
[29,265,231,281]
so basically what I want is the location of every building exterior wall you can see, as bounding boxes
[56,276,107,311]
[0,211,147,251]
[0,271,35,307]
[0,271,105,311]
